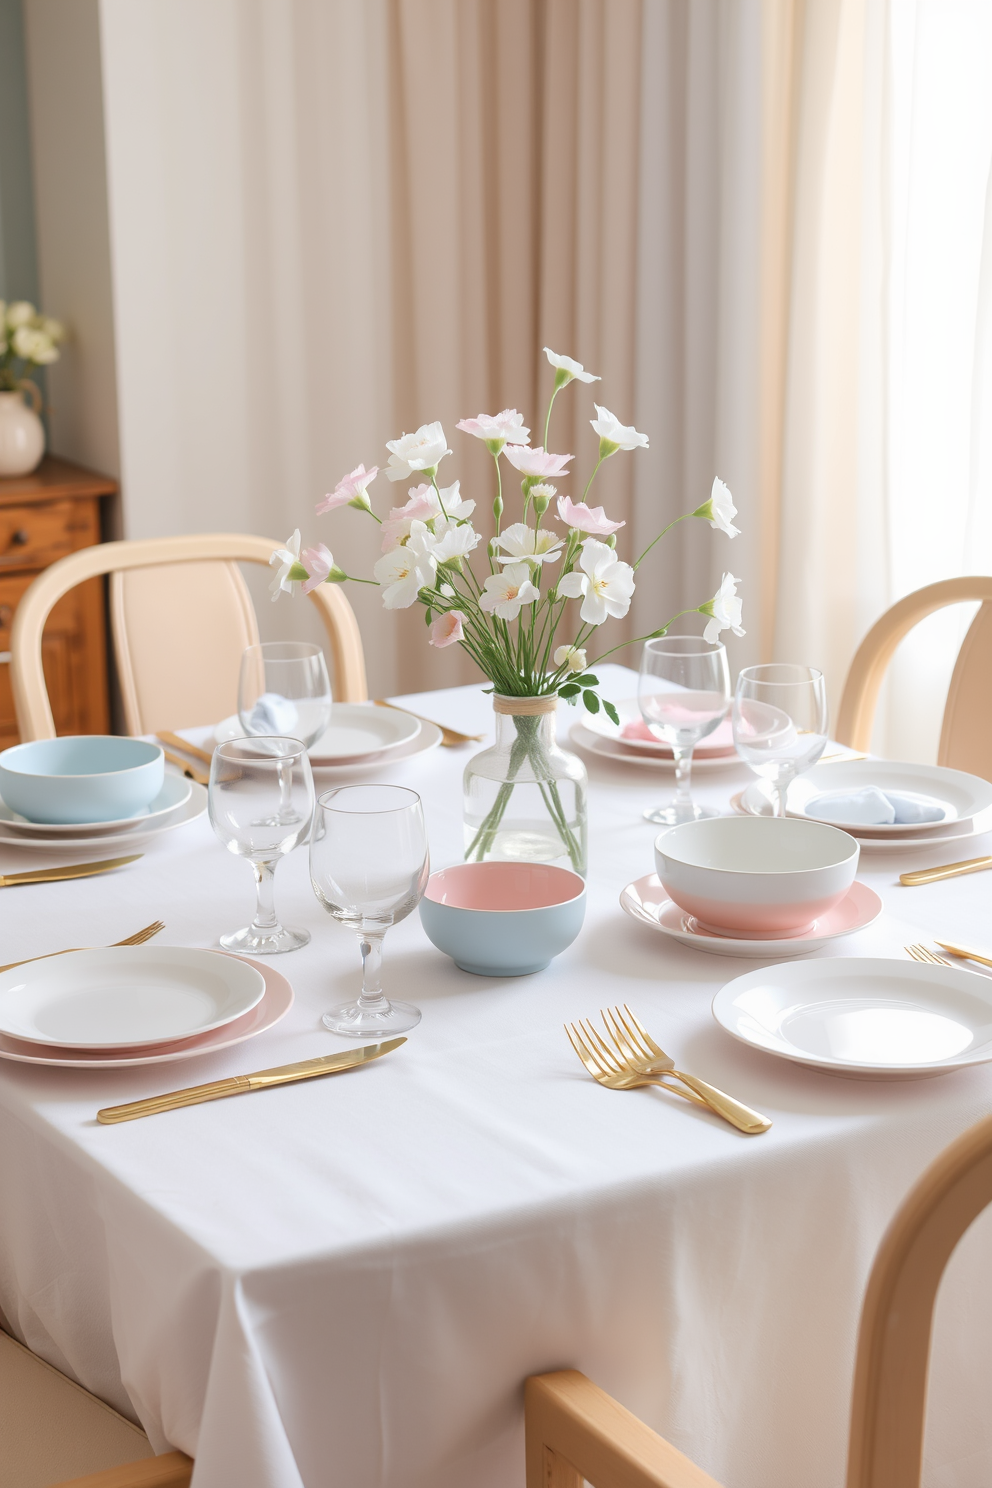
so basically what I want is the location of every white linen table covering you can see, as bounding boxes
[1,666,991,1488]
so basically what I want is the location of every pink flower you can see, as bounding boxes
[456,409,530,449]
[316,463,378,514]
[429,610,466,648]
[556,495,625,537]
[301,543,334,593]
[502,445,573,479]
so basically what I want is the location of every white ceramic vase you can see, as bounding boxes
[0,387,45,476]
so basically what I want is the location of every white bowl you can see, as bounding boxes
[654,816,859,938]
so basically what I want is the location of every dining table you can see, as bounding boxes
[1,661,991,1488]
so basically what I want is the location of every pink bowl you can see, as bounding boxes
[654,816,859,939]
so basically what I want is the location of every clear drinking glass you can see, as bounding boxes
[310,784,429,1037]
[209,737,315,953]
[638,637,731,825]
[733,663,829,817]
[238,641,331,824]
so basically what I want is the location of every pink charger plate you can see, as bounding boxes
[0,954,293,1068]
[619,875,882,958]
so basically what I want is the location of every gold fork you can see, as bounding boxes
[905,943,952,967]
[566,1013,771,1134]
[0,920,166,974]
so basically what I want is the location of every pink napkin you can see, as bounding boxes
[620,715,736,758]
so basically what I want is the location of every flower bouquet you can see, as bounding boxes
[0,300,65,391]
[271,347,743,872]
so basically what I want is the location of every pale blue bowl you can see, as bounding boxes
[419,861,586,976]
[0,736,165,824]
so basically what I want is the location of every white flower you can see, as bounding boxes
[493,522,564,567]
[544,347,600,384]
[479,562,540,620]
[372,523,437,608]
[556,538,635,625]
[384,421,451,482]
[701,573,745,642]
[694,477,740,538]
[269,530,303,600]
[12,325,58,364]
[554,645,587,673]
[380,481,476,552]
[436,481,474,519]
[590,404,649,453]
[39,316,66,343]
[456,409,530,450]
[5,301,35,329]
[426,517,482,564]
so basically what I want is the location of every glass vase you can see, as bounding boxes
[463,696,588,874]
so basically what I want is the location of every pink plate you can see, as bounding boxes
[619,876,882,958]
[0,955,293,1067]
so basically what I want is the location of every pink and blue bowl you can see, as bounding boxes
[419,861,586,975]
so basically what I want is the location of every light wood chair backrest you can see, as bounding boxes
[836,577,992,778]
[10,533,367,740]
[526,1111,992,1488]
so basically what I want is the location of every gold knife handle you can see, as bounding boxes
[671,1070,772,1134]
[162,748,210,787]
[158,731,214,767]
[98,1076,252,1123]
[900,855,992,887]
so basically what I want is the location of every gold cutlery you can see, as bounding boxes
[566,1006,771,1135]
[819,751,870,762]
[373,698,485,747]
[0,855,142,889]
[97,1037,406,1123]
[161,748,210,786]
[899,854,992,887]
[157,731,214,767]
[905,943,952,966]
[934,939,992,970]
[0,919,165,973]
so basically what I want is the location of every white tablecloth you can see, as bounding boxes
[1,664,992,1488]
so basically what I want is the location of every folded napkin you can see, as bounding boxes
[807,786,946,826]
[248,692,299,734]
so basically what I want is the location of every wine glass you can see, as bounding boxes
[733,664,829,817]
[238,641,331,823]
[310,784,429,1037]
[638,637,731,824]
[209,737,315,953]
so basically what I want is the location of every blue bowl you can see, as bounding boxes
[419,861,586,976]
[0,736,165,824]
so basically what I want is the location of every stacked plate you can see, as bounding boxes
[735,760,992,853]
[0,775,207,853]
[213,703,443,773]
[570,700,742,772]
[0,946,293,1068]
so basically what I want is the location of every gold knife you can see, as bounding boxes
[373,699,485,747]
[899,854,992,887]
[0,855,142,888]
[161,748,210,786]
[97,1037,406,1123]
[935,939,992,969]
[157,731,214,767]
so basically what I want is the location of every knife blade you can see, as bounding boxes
[97,1037,407,1123]
[0,855,143,888]
[935,939,992,970]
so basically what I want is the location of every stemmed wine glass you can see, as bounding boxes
[209,737,315,953]
[732,664,829,817]
[238,641,331,824]
[310,784,429,1037]
[638,637,731,824]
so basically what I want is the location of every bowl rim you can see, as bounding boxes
[0,735,163,782]
[655,815,859,877]
[423,861,586,912]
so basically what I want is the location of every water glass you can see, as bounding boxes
[638,637,731,824]
[310,784,429,1037]
[209,737,315,953]
[238,641,331,823]
[733,663,828,817]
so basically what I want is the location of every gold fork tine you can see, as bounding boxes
[624,1003,667,1059]
[612,1005,655,1062]
[581,1019,626,1074]
[566,1022,610,1079]
[0,920,165,974]
[905,943,952,965]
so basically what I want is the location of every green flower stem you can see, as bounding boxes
[632,512,693,569]
[581,453,609,503]
[589,609,703,665]
[465,713,582,871]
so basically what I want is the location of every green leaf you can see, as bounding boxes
[582,690,600,714]
[603,700,620,726]
[424,607,433,625]
[559,683,581,699]
[570,673,599,687]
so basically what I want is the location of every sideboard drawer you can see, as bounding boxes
[0,499,99,573]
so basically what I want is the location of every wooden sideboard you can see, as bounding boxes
[0,457,115,745]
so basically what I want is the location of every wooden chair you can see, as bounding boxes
[526,1110,992,1488]
[836,576,992,779]
[1,1328,192,1487]
[9,533,368,740]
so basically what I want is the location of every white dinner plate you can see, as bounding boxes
[713,958,992,1078]
[570,722,745,773]
[0,955,293,1068]
[734,779,992,852]
[0,946,267,1049]
[580,698,737,759]
[0,775,192,837]
[214,703,420,764]
[0,780,207,851]
[620,875,882,957]
[739,761,992,837]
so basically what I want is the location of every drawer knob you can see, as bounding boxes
[10,529,29,546]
